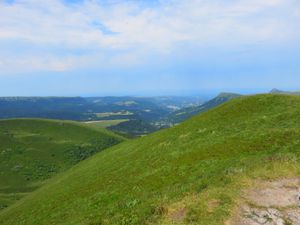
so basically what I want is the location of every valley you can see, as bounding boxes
[1,0,298,223]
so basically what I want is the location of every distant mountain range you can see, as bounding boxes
[0,96,204,122]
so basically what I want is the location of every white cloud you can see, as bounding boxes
[0,0,299,73]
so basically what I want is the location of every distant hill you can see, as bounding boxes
[270,88,285,94]
[0,119,124,210]
[160,92,242,125]
[270,88,300,95]
[2,94,300,224]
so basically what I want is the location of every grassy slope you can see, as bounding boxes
[82,119,130,129]
[0,119,125,210]
[2,94,300,225]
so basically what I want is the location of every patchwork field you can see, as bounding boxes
[95,112,133,118]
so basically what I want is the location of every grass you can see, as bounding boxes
[1,94,300,224]
[0,119,125,210]
[83,119,130,128]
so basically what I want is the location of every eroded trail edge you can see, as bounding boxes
[228,178,300,225]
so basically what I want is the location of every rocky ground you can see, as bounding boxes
[228,178,300,225]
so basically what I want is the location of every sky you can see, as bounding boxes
[0,0,299,96]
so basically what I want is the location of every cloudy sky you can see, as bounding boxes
[0,0,299,96]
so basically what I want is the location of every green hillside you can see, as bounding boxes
[108,119,159,137]
[1,94,300,225]
[0,119,124,210]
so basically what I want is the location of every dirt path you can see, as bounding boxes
[228,178,300,225]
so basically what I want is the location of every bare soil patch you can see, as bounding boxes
[169,208,187,222]
[228,178,300,225]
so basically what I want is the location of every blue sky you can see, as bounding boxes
[0,0,299,96]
